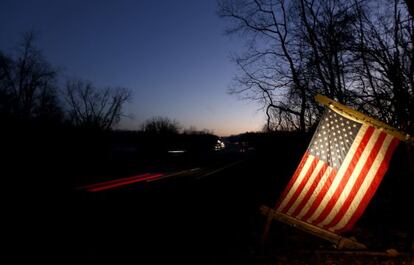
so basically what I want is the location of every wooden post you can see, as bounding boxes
[260,207,275,247]
[260,205,367,250]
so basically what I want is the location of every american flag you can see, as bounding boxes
[275,108,399,233]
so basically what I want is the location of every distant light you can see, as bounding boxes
[168,150,186,154]
[214,139,225,151]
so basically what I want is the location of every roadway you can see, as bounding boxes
[70,150,264,264]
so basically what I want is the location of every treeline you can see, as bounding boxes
[0,33,125,186]
[0,32,131,131]
[219,0,413,133]
[0,33,218,187]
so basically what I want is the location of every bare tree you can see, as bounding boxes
[219,0,295,131]
[141,116,181,134]
[218,0,357,131]
[219,0,413,133]
[0,32,61,121]
[352,0,413,132]
[183,126,214,135]
[64,79,131,130]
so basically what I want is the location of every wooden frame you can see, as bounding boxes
[315,94,413,143]
[260,95,412,250]
[260,205,367,250]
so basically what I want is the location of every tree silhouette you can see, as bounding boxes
[64,79,131,130]
[141,116,181,135]
[404,0,414,17]
[0,32,61,123]
[219,0,413,133]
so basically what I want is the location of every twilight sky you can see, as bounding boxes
[0,0,265,136]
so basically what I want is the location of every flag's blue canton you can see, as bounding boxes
[308,109,362,169]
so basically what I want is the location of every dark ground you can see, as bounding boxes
[6,130,413,264]
[66,148,413,264]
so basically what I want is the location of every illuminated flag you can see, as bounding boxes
[275,107,400,233]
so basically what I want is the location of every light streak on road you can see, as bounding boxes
[77,173,163,192]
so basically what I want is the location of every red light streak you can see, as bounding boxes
[77,173,163,192]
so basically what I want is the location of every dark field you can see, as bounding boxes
[7,130,414,264]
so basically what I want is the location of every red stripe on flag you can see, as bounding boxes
[323,131,387,229]
[301,169,337,221]
[279,157,319,213]
[291,163,328,217]
[312,126,375,225]
[275,152,310,209]
[303,126,375,223]
[337,137,399,232]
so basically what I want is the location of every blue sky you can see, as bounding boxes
[0,0,265,135]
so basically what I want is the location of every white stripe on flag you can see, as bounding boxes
[331,134,394,231]
[318,127,382,226]
[277,156,315,212]
[287,160,325,215]
[307,124,369,223]
[296,166,333,219]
